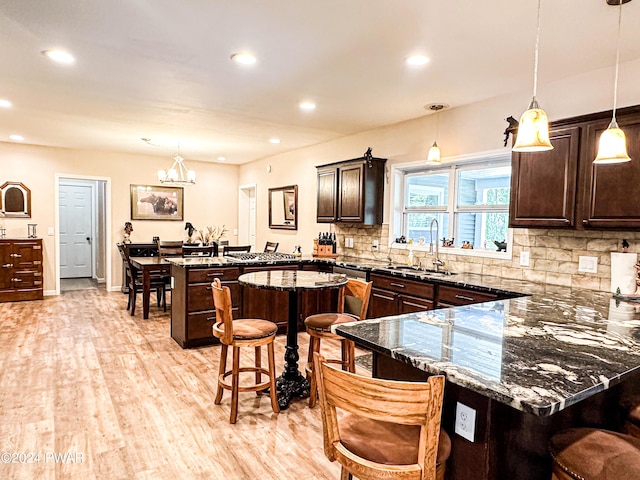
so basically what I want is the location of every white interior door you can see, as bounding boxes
[59,183,93,278]
[238,185,257,249]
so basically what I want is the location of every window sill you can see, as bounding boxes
[390,242,513,261]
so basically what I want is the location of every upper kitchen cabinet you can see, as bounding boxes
[509,105,640,230]
[316,155,386,225]
[510,126,580,228]
[581,112,640,228]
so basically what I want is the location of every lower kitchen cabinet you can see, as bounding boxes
[171,265,240,348]
[0,238,43,303]
[369,274,435,318]
[437,285,498,308]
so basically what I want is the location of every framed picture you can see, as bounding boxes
[130,184,184,221]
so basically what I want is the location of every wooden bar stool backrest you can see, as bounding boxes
[156,239,183,258]
[182,244,215,257]
[211,278,234,345]
[314,353,446,480]
[338,278,373,320]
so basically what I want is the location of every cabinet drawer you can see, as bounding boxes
[437,286,497,306]
[12,270,42,288]
[370,274,435,299]
[188,267,240,284]
[186,310,217,341]
[399,295,434,313]
[188,281,241,312]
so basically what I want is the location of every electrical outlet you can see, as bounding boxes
[372,240,379,249]
[519,251,530,267]
[455,402,476,442]
[233,228,238,236]
[578,255,598,274]
[345,238,353,249]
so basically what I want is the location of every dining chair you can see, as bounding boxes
[222,245,251,255]
[156,239,184,257]
[210,278,280,424]
[305,278,372,407]
[313,353,451,480]
[264,241,279,253]
[117,244,166,316]
[182,244,215,257]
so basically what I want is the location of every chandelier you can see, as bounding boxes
[157,145,196,185]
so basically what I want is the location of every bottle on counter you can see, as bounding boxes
[332,233,337,254]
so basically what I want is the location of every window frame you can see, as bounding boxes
[391,150,513,260]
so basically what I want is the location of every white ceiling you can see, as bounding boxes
[1,0,639,165]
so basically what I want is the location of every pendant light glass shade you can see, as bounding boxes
[594,120,631,164]
[512,0,553,153]
[426,141,441,164]
[594,0,632,164]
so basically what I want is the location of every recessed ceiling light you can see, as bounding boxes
[269,138,281,144]
[217,156,227,162]
[299,102,316,111]
[9,134,24,142]
[42,49,75,64]
[230,52,257,65]
[0,99,12,108]
[406,55,430,66]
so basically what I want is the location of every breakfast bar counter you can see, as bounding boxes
[335,283,640,480]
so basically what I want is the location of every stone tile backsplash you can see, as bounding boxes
[333,224,639,292]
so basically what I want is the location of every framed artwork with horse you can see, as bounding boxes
[130,184,184,221]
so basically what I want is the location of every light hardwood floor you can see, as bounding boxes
[0,288,369,479]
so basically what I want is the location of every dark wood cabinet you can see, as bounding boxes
[171,265,240,348]
[510,105,640,230]
[436,285,498,308]
[0,238,43,302]
[368,274,435,318]
[510,126,580,228]
[581,113,640,228]
[316,156,386,225]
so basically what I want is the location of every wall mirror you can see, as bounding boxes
[269,185,298,230]
[0,181,31,218]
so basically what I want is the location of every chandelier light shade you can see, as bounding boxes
[158,146,196,185]
[594,0,632,164]
[425,104,446,165]
[512,0,554,153]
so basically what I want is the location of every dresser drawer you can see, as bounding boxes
[438,285,497,306]
[370,274,435,299]
[188,267,240,284]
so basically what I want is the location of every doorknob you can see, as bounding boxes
[86,237,91,244]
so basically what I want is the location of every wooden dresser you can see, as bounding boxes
[0,238,43,302]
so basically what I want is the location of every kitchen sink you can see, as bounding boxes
[383,265,457,275]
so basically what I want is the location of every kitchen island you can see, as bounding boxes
[335,283,640,480]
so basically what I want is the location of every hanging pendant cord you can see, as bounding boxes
[532,0,542,101]
[612,0,623,123]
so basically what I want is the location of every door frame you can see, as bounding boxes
[238,183,257,250]
[54,174,112,295]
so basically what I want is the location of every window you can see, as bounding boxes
[399,155,511,255]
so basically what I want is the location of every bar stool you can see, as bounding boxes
[210,278,280,424]
[304,278,372,407]
[549,428,640,479]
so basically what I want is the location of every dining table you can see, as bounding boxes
[129,256,171,319]
[238,269,348,409]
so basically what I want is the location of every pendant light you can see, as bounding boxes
[594,0,632,164]
[426,104,446,164]
[513,0,553,153]
[158,143,197,185]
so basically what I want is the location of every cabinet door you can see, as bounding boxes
[337,163,364,222]
[369,288,398,318]
[317,167,337,222]
[399,294,434,314]
[581,117,640,228]
[509,126,580,228]
[0,243,12,290]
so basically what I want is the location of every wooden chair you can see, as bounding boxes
[117,244,166,316]
[210,278,280,424]
[182,244,215,257]
[305,278,372,407]
[264,241,279,253]
[549,428,640,479]
[313,353,450,480]
[222,245,251,255]
[156,239,183,258]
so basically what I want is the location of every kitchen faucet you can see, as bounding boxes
[429,218,445,273]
